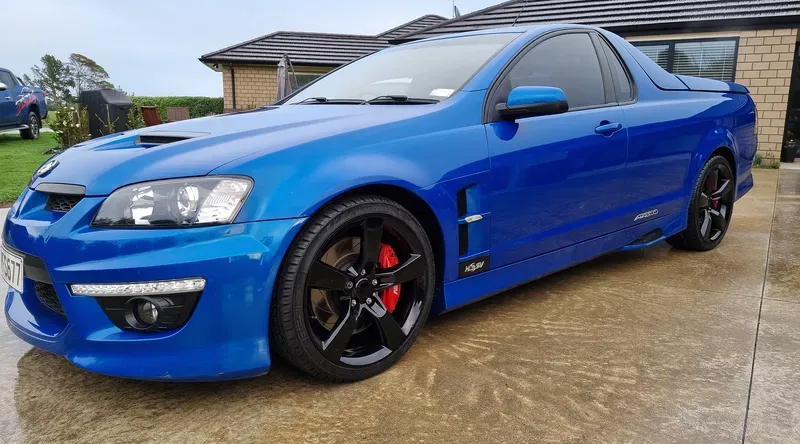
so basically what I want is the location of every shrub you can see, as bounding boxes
[49,105,90,149]
[126,103,145,130]
[129,96,224,121]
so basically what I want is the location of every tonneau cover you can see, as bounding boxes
[674,75,749,94]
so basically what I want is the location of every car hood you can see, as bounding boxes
[31,105,431,195]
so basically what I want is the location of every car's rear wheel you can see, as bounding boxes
[20,112,40,140]
[667,155,734,251]
[270,195,435,381]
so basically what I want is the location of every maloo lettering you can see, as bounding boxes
[634,209,659,221]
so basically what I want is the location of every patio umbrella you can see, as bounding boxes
[276,54,295,101]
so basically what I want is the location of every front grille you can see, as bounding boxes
[45,194,83,213]
[34,282,65,316]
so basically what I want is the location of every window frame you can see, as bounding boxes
[631,37,740,82]
[596,33,638,106]
[0,70,18,89]
[278,32,522,106]
[483,29,617,124]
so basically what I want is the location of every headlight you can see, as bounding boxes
[93,176,252,227]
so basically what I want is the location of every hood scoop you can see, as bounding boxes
[136,131,208,146]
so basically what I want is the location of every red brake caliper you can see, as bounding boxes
[378,244,401,313]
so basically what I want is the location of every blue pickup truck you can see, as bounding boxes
[0,67,47,140]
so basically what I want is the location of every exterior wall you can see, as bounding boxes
[628,28,800,166]
[221,64,333,111]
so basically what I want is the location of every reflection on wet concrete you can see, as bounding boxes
[0,170,798,444]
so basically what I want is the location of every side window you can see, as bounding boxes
[0,71,16,88]
[502,33,606,110]
[598,38,633,102]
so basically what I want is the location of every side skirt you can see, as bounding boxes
[437,210,686,313]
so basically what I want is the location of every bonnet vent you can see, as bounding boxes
[136,131,207,146]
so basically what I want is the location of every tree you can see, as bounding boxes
[68,53,113,96]
[27,54,74,106]
[25,53,117,105]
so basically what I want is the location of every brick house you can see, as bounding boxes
[199,15,446,111]
[201,1,800,166]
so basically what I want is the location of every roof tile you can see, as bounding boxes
[200,14,446,66]
[400,0,800,40]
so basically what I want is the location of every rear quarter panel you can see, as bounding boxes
[606,31,756,221]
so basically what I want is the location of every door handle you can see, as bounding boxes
[595,121,622,136]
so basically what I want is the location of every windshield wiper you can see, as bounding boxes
[365,95,440,105]
[295,97,366,105]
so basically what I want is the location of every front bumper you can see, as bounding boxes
[3,188,305,381]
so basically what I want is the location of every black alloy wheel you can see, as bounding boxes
[667,155,734,251]
[271,195,435,381]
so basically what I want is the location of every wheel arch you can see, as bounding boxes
[28,103,40,118]
[684,126,738,201]
[293,182,447,310]
[711,145,736,177]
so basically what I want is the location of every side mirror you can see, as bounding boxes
[495,86,569,120]
[0,82,6,92]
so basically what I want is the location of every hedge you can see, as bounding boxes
[129,96,224,121]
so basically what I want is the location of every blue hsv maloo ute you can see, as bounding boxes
[2,25,756,381]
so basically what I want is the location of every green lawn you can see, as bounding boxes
[0,132,57,205]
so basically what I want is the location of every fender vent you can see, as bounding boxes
[457,189,468,217]
[459,224,469,256]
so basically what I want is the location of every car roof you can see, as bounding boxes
[404,23,603,45]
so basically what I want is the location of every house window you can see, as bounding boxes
[293,73,324,91]
[633,38,738,82]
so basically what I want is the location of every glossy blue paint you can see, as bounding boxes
[506,86,567,108]
[4,24,756,381]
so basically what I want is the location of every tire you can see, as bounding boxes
[667,155,735,251]
[20,112,40,140]
[270,195,435,381]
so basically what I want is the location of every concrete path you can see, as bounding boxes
[0,170,797,443]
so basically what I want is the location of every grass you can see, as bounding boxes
[752,153,781,169]
[0,132,57,205]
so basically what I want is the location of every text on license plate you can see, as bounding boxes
[1,245,24,293]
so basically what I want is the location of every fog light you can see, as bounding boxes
[136,300,159,325]
[124,296,168,331]
[70,278,205,297]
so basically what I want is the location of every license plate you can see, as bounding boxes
[1,244,24,293]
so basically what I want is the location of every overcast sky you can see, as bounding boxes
[5,0,499,97]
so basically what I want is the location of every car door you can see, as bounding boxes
[485,31,629,268]
[0,70,17,127]
[593,34,687,228]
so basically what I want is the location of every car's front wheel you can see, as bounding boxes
[667,155,735,251]
[270,195,435,381]
[20,112,40,140]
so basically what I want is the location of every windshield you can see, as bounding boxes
[285,33,519,104]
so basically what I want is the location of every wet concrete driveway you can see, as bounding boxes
[1,169,799,443]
